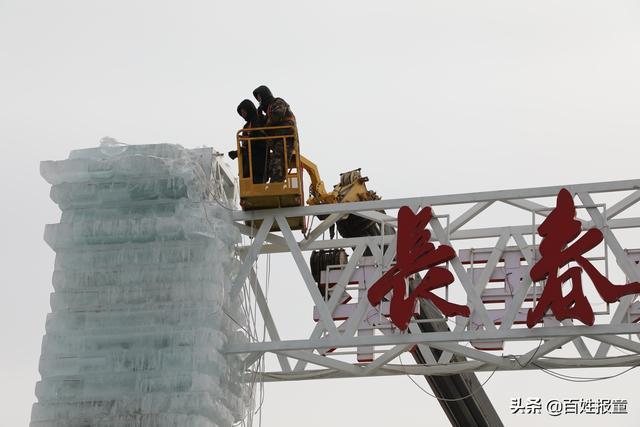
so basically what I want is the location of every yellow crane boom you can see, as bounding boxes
[299,155,379,206]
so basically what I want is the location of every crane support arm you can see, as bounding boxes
[300,155,336,205]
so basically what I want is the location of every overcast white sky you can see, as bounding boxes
[1,1,640,426]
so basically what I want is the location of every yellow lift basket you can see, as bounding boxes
[235,125,305,231]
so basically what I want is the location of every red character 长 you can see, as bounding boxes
[368,206,470,330]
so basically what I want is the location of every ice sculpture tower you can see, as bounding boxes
[32,143,251,426]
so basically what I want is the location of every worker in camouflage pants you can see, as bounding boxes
[253,85,297,182]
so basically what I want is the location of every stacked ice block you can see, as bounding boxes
[32,143,251,426]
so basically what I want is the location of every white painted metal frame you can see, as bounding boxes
[224,179,640,381]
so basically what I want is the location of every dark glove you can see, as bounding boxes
[228,150,238,160]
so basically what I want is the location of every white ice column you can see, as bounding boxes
[32,144,250,427]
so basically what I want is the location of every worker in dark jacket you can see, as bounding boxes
[253,85,273,123]
[229,99,268,183]
[252,85,297,182]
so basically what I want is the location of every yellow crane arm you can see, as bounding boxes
[300,155,336,205]
[300,155,379,206]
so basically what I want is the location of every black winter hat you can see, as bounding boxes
[253,85,275,110]
[237,99,257,121]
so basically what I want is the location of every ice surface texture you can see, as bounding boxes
[32,144,251,427]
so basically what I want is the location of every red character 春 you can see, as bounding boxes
[367,206,470,330]
[527,188,640,327]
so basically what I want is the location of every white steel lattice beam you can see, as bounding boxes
[362,344,413,375]
[607,189,640,219]
[503,199,552,216]
[231,217,274,298]
[293,243,368,372]
[449,201,493,232]
[437,319,468,365]
[356,210,397,224]
[300,213,343,249]
[235,221,287,247]
[246,354,640,382]
[230,179,640,221]
[275,215,339,335]
[238,217,640,254]
[560,319,592,359]
[229,180,640,381]
[473,232,510,294]
[578,192,640,358]
[279,350,364,376]
[592,334,640,354]
[429,214,497,331]
[515,337,575,367]
[225,323,640,354]
[429,342,513,369]
[499,234,534,330]
[248,268,292,372]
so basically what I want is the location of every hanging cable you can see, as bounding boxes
[531,360,640,382]
[398,353,498,402]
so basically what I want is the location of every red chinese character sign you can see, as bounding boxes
[365,191,640,332]
[526,188,640,327]
[367,206,470,330]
